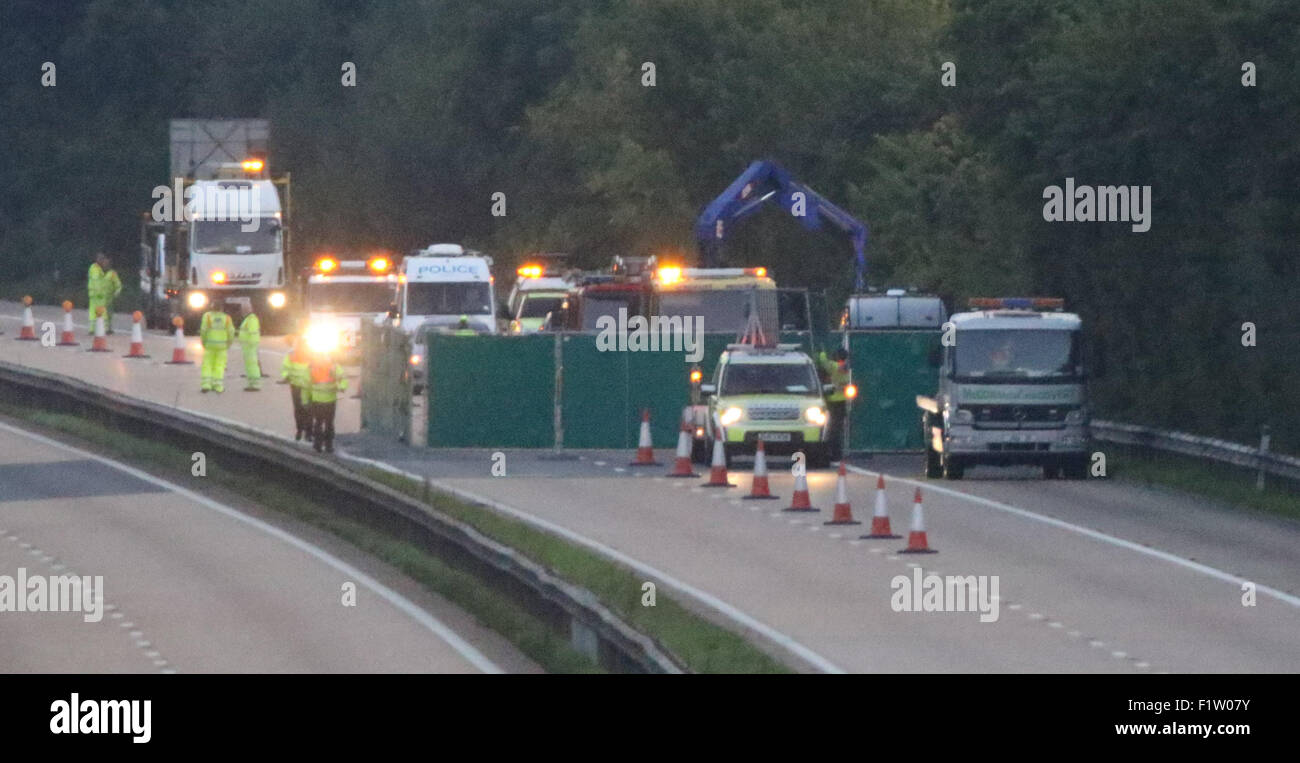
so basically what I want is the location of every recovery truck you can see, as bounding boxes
[301,252,399,363]
[916,298,1091,479]
[139,119,292,334]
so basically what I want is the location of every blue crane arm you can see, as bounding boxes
[694,160,869,289]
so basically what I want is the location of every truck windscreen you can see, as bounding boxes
[581,294,639,330]
[954,330,1078,379]
[722,363,819,395]
[658,290,757,334]
[519,295,565,319]
[192,219,282,254]
[307,282,395,314]
[407,282,492,315]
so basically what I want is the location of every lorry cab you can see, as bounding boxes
[650,266,778,337]
[699,343,833,468]
[918,297,1090,479]
[302,253,398,362]
[567,276,650,331]
[183,171,290,329]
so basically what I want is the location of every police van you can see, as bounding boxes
[396,243,497,389]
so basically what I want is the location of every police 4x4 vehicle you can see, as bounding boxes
[699,343,834,468]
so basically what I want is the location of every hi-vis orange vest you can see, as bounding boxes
[304,359,347,403]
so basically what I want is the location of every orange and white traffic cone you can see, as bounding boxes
[88,307,110,352]
[784,463,819,512]
[666,419,699,478]
[899,487,937,554]
[824,462,861,525]
[861,474,901,539]
[744,440,779,500]
[123,311,150,358]
[164,316,193,365]
[57,301,79,346]
[700,427,735,488]
[16,296,37,341]
[628,409,660,466]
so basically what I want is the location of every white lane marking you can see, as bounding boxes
[843,464,1300,610]
[0,421,501,675]
[344,453,847,674]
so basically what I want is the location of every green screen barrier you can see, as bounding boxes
[424,332,555,448]
[846,331,940,451]
[560,334,690,449]
[360,322,411,441]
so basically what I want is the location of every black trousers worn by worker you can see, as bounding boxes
[310,401,337,451]
[290,385,310,438]
[826,400,846,460]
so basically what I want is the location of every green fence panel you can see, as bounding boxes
[846,331,940,451]
[360,322,411,441]
[425,332,554,447]
[560,334,691,449]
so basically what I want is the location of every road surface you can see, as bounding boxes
[4,301,1297,673]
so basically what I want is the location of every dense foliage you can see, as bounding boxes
[1,0,1296,448]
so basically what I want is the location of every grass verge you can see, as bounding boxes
[364,468,791,673]
[0,404,599,673]
[1108,443,1300,521]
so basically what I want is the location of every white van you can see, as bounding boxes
[397,243,497,337]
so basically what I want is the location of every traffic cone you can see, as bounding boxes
[88,308,110,352]
[744,440,779,500]
[666,420,699,478]
[123,311,149,358]
[784,466,819,512]
[57,301,78,346]
[899,487,937,554]
[700,427,735,487]
[824,462,861,525]
[628,409,660,466]
[861,475,901,539]
[16,296,37,341]
[164,316,193,365]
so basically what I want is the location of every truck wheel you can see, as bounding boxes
[1042,463,1061,479]
[806,444,831,470]
[1063,455,1088,480]
[924,444,942,478]
[942,453,965,480]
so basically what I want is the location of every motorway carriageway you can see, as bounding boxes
[4,301,1299,673]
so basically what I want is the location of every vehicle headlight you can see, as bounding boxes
[305,323,340,354]
[951,408,973,425]
[719,407,743,426]
[187,291,207,310]
[409,353,423,367]
[268,291,287,309]
[805,406,827,426]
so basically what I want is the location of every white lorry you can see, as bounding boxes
[139,119,292,334]
[916,298,1091,479]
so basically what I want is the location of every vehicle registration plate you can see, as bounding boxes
[757,432,792,442]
